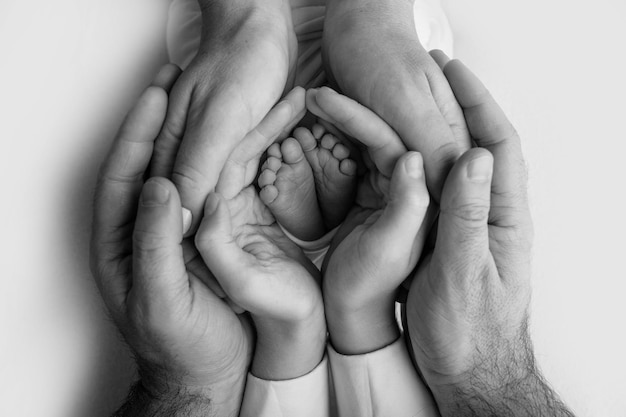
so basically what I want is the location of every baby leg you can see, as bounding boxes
[259,138,326,241]
[293,124,358,230]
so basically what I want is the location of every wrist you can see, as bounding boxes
[251,308,327,381]
[326,295,399,355]
[138,363,247,417]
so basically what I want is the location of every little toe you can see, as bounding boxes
[339,159,358,176]
[280,138,306,165]
[259,184,279,205]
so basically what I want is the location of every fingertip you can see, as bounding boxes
[402,151,425,180]
[152,63,182,92]
[466,149,494,183]
[429,49,451,70]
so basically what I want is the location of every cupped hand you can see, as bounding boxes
[306,88,434,354]
[151,0,297,232]
[91,65,252,415]
[322,0,471,201]
[194,87,326,380]
[405,56,535,412]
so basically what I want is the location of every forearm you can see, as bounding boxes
[113,381,238,417]
[435,369,575,417]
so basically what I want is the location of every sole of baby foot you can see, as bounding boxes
[259,138,326,241]
[293,124,357,230]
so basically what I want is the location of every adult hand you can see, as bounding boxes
[406,57,574,416]
[151,0,297,232]
[91,65,252,417]
[322,0,471,201]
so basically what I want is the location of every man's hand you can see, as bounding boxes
[322,0,471,201]
[405,57,575,417]
[151,0,297,232]
[91,65,252,417]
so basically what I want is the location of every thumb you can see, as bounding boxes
[366,152,430,269]
[195,193,251,286]
[436,148,493,267]
[133,178,188,307]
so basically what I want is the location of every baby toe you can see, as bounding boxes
[267,142,282,159]
[258,169,277,188]
[332,143,351,160]
[312,123,326,140]
[280,138,306,164]
[339,159,358,176]
[320,133,339,151]
[265,156,282,172]
[259,185,279,205]
[294,127,318,152]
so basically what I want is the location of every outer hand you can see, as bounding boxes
[91,65,252,416]
[322,0,471,201]
[405,57,537,413]
[151,0,297,232]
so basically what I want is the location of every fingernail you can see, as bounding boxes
[142,180,170,205]
[205,193,220,215]
[181,208,192,234]
[467,155,493,182]
[405,152,424,178]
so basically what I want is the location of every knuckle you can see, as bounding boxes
[133,228,168,252]
[444,198,490,224]
[171,163,208,194]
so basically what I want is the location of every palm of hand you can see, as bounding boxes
[324,163,414,302]
[221,186,321,320]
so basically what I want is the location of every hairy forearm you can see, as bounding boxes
[437,369,575,417]
[431,328,576,417]
[113,381,223,417]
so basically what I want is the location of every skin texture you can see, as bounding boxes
[194,88,328,382]
[91,65,251,417]
[405,56,575,417]
[150,0,297,233]
[307,87,433,354]
[322,0,472,201]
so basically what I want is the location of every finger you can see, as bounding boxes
[429,49,451,70]
[310,87,407,176]
[195,193,255,291]
[444,60,529,227]
[92,85,168,310]
[133,178,189,311]
[216,87,306,199]
[150,63,182,93]
[436,148,493,270]
[150,76,191,178]
[172,88,274,234]
[366,152,430,272]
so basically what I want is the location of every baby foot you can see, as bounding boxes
[293,124,358,230]
[259,138,326,241]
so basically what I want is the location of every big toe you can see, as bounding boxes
[281,138,306,165]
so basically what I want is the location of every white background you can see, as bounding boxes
[1,0,625,416]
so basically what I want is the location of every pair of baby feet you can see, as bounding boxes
[258,123,358,241]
